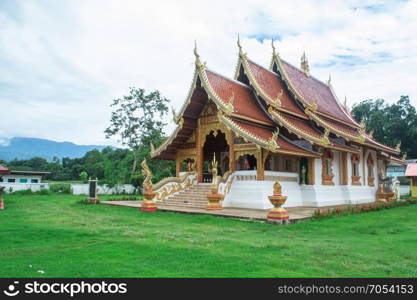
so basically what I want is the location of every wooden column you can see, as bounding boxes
[196,119,203,183]
[257,148,265,181]
[229,132,235,172]
[308,158,315,185]
[175,156,180,177]
[340,152,348,185]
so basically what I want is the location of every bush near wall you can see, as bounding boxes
[50,183,71,194]
[312,201,412,220]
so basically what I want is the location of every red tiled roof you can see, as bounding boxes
[365,136,399,154]
[246,60,306,116]
[281,60,359,127]
[0,165,10,175]
[320,116,360,137]
[232,119,318,156]
[205,70,274,125]
[405,163,417,176]
[277,112,322,139]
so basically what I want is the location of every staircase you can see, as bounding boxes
[160,184,211,208]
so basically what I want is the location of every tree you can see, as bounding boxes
[79,171,88,183]
[351,96,417,158]
[104,88,170,174]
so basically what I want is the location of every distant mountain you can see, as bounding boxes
[0,137,110,161]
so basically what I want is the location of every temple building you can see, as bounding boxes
[149,39,404,209]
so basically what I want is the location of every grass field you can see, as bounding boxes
[1,193,417,277]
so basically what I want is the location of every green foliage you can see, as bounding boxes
[351,96,417,158]
[2,146,175,191]
[104,87,170,174]
[312,201,409,220]
[50,183,71,194]
[79,171,88,183]
[10,189,51,196]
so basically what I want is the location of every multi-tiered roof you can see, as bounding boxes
[151,39,402,162]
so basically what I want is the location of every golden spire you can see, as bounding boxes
[300,51,310,75]
[369,130,374,139]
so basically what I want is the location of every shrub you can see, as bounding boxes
[312,201,409,220]
[36,189,52,195]
[10,189,34,195]
[50,183,71,194]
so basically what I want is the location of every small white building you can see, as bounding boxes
[0,165,50,184]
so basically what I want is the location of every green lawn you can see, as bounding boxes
[1,193,417,278]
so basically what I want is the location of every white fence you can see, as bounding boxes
[400,185,411,196]
[0,183,50,193]
[70,184,136,195]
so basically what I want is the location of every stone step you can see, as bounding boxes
[159,184,213,209]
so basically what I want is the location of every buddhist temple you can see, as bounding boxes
[149,38,405,209]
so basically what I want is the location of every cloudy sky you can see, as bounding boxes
[1,0,416,146]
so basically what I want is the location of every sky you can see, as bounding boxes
[1,0,417,146]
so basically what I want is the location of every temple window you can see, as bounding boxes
[321,149,334,185]
[351,154,361,185]
[367,154,375,186]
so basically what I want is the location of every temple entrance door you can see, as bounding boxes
[299,157,309,184]
[202,130,229,182]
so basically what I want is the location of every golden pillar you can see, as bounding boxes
[175,156,181,177]
[229,132,235,172]
[196,119,203,183]
[256,148,265,181]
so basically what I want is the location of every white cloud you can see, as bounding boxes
[0,0,416,145]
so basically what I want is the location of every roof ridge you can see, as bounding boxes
[281,58,330,89]
[247,58,280,76]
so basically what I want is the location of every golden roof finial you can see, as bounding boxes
[194,40,204,69]
[301,51,310,75]
[402,152,407,160]
[172,106,178,123]
[369,130,374,139]
[237,34,245,58]
[344,96,347,107]
[272,38,278,58]
[395,141,401,151]
[327,74,331,85]
[360,118,366,129]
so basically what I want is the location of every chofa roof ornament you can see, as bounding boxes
[194,40,206,70]
[237,34,246,59]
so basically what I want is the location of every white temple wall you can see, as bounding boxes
[314,158,322,186]
[332,150,341,186]
[222,169,379,209]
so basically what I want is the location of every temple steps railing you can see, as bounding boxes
[153,172,198,201]
[216,171,235,197]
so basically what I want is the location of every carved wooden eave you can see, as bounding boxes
[217,111,319,158]
[364,133,401,155]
